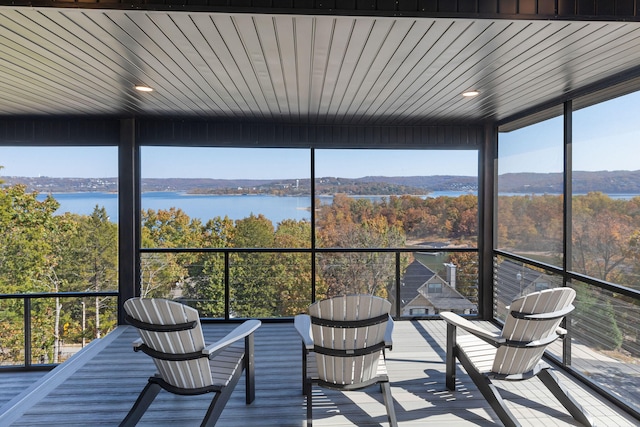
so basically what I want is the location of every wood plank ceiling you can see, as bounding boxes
[2,7,640,124]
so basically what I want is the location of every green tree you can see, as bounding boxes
[573,284,623,351]
[140,208,207,298]
[183,216,235,317]
[0,183,60,364]
[230,214,277,317]
[274,219,312,315]
[55,206,118,345]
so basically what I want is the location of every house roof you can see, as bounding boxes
[401,258,476,311]
[1,3,640,126]
[400,259,436,305]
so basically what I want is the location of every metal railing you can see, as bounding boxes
[140,246,479,320]
[0,291,118,371]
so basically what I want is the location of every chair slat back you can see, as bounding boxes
[493,288,575,375]
[124,298,213,389]
[309,294,390,386]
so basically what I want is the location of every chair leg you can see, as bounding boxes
[306,380,313,427]
[457,351,521,427]
[302,343,308,395]
[445,322,457,391]
[538,368,595,427]
[380,381,398,427]
[202,356,246,427]
[119,381,162,427]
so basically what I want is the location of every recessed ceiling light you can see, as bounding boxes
[462,90,479,97]
[134,85,153,92]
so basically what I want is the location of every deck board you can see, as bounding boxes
[1,320,638,426]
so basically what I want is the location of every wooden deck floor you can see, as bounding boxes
[0,320,638,426]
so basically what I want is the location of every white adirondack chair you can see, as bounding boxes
[121,298,261,427]
[294,294,397,427]
[441,287,595,427]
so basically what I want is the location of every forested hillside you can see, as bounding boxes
[3,170,640,195]
[2,174,640,365]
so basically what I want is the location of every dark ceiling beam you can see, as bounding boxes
[2,0,639,21]
[136,120,484,149]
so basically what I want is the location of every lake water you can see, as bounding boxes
[39,190,639,224]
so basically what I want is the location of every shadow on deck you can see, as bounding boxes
[0,321,637,426]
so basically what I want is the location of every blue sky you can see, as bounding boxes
[1,91,638,179]
[0,147,479,179]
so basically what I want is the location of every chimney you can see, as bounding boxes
[444,263,456,289]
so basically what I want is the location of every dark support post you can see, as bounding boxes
[480,122,497,320]
[245,333,256,404]
[395,252,401,318]
[563,100,573,365]
[224,252,230,320]
[24,298,31,368]
[445,322,456,391]
[118,118,139,325]
[310,148,316,304]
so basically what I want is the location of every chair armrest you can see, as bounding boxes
[203,319,261,358]
[132,338,143,349]
[294,314,314,350]
[440,311,505,346]
[384,315,394,349]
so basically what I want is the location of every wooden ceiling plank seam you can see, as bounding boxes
[0,79,83,115]
[307,16,337,121]
[192,14,262,115]
[344,19,397,120]
[87,11,199,114]
[439,21,605,121]
[22,11,127,102]
[316,17,358,122]
[293,16,314,121]
[220,14,273,119]
[104,11,212,114]
[371,19,477,121]
[157,14,235,115]
[441,20,563,120]
[134,13,223,116]
[487,22,640,120]
[149,13,233,116]
[344,18,421,122]
[62,10,174,114]
[386,19,489,124]
[414,20,540,121]
[324,18,375,122]
[359,19,438,124]
[0,11,117,101]
[31,11,134,100]
[0,45,119,114]
[273,16,299,117]
[494,40,640,122]
[0,12,124,107]
[182,14,247,115]
[399,21,529,123]
[254,14,290,116]
[231,14,280,118]
[363,19,465,125]
[481,22,624,109]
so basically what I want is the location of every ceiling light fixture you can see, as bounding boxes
[462,90,480,97]
[134,85,153,92]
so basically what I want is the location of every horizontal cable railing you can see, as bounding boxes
[140,246,479,320]
[1,247,478,370]
[0,291,118,371]
[493,251,640,418]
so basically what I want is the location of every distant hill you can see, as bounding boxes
[2,170,639,195]
[498,170,640,194]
